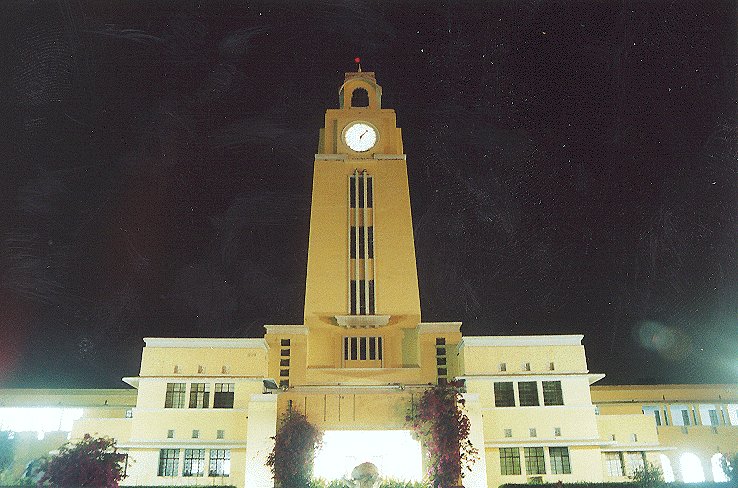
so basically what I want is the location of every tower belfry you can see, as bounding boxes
[303,71,421,337]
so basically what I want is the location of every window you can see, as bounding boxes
[209,449,231,477]
[494,382,515,407]
[524,447,546,475]
[166,429,174,439]
[125,409,133,418]
[165,383,186,408]
[605,452,624,477]
[217,429,225,439]
[499,448,521,475]
[518,381,539,406]
[192,429,199,439]
[504,429,512,438]
[158,449,179,476]
[550,447,571,474]
[280,358,290,367]
[437,357,446,365]
[499,362,507,372]
[529,428,537,438]
[213,383,234,408]
[343,336,382,362]
[671,405,690,426]
[189,383,210,408]
[549,362,555,370]
[554,427,561,437]
[280,348,290,356]
[197,365,205,374]
[280,339,290,346]
[624,452,645,476]
[543,381,564,406]
[351,88,369,107]
[183,449,205,477]
[631,433,638,442]
[523,362,531,371]
[642,405,661,426]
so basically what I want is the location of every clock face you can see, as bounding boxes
[344,122,377,152]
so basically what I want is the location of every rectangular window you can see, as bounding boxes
[436,337,446,345]
[165,383,186,408]
[183,449,205,477]
[213,383,234,408]
[554,427,561,437]
[518,381,540,406]
[681,409,691,426]
[366,177,373,208]
[280,358,290,367]
[529,428,537,437]
[494,382,515,407]
[524,447,546,475]
[368,280,375,314]
[280,339,290,346]
[189,383,210,408]
[166,429,174,439]
[708,409,719,426]
[367,227,374,258]
[499,362,507,372]
[217,429,225,439]
[437,368,447,376]
[359,282,366,314]
[209,449,231,477]
[280,369,289,377]
[499,447,521,475]
[550,447,571,474]
[280,348,290,356]
[344,336,382,362]
[523,362,531,371]
[192,429,199,439]
[437,357,446,365]
[605,452,624,477]
[158,449,179,476]
[504,428,512,438]
[543,381,564,406]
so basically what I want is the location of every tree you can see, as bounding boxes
[0,432,14,473]
[407,381,478,487]
[629,461,664,488]
[267,410,323,488]
[37,434,127,487]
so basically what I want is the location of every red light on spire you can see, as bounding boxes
[354,57,361,64]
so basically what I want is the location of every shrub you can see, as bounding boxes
[267,410,323,488]
[36,435,126,487]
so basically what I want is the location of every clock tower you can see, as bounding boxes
[304,70,421,331]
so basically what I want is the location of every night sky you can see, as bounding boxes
[1,1,736,389]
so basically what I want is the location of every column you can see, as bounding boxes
[461,393,488,488]
[244,394,278,488]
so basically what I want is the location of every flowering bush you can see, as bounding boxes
[267,410,323,488]
[37,434,127,487]
[407,381,478,487]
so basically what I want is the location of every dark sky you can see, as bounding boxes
[1,1,736,388]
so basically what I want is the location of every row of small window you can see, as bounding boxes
[498,362,556,372]
[604,451,646,478]
[158,448,230,477]
[436,338,448,384]
[343,336,383,361]
[164,383,234,409]
[172,365,231,374]
[349,279,376,315]
[166,429,225,440]
[349,173,373,209]
[279,340,290,388]
[504,427,563,438]
[643,403,738,427]
[493,381,564,407]
[499,447,571,476]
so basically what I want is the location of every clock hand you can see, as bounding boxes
[359,130,368,139]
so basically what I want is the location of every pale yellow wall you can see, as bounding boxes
[139,345,267,377]
[461,344,588,376]
[596,414,659,445]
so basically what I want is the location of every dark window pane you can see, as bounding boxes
[358,227,365,258]
[369,337,376,359]
[437,357,447,366]
[351,88,369,107]
[518,381,540,406]
[280,339,290,346]
[499,448,521,475]
[280,369,289,377]
[367,227,374,258]
[358,177,365,208]
[350,337,358,360]
[350,177,356,208]
[436,338,446,345]
[368,280,375,314]
[436,347,446,356]
[525,447,546,475]
[437,368,447,376]
[494,382,515,407]
[344,337,349,360]
[360,337,367,360]
[378,337,383,360]
[543,381,564,406]
[350,280,357,315]
[281,349,290,357]
[359,280,366,315]
[367,178,373,207]
[280,359,290,367]
[550,447,571,474]
[279,379,289,388]
[350,227,356,259]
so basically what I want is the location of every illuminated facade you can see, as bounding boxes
[1,72,736,487]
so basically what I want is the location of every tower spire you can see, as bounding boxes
[354,56,362,72]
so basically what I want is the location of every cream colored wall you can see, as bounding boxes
[486,446,603,487]
[139,345,267,377]
[596,414,659,445]
[461,344,588,375]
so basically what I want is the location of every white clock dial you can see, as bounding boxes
[344,122,377,152]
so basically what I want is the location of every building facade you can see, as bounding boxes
[1,71,736,487]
